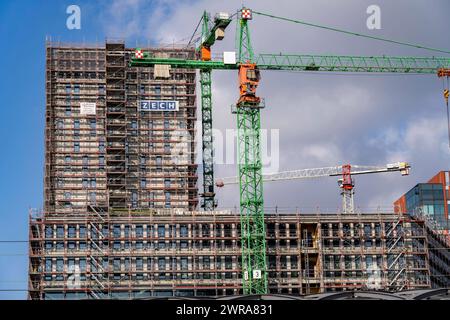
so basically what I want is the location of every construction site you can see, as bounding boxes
[28,7,450,299]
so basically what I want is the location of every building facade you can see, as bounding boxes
[29,209,441,299]
[44,41,198,214]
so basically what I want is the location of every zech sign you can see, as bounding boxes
[139,100,179,111]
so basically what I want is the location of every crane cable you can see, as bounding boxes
[252,11,450,55]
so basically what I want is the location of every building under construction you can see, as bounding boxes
[29,208,449,299]
[28,40,450,299]
[44,40,198,213]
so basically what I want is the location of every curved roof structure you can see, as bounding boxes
[139,288,450,300]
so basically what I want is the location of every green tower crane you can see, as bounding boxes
[234,8,267,294]
[130,7,450,294]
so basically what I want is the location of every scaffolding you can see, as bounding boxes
[44,41,198,215]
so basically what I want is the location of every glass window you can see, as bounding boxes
[158,258,165,270]
[131,191,138,208]
[45,226,53,238]
[113,225,121,237]
[74,142,80,152]
[68,226,76,238]
[80,259,86,272]
[124,258,130,271]
[158,226,165,237]
[113,259,121,271]
[181,257,188,270]
[56,226,64,238]
[56,242,64,250]
[136,258,143,271]
[45,259,52,272]
[136,225,143,237]
[56,259,64,272]
[366,256,373,268]
[65,106,71,116]
[180,225,188,237]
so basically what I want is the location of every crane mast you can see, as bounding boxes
[129,6,450,295]
[199,12,231,211]
[234,8,267,294]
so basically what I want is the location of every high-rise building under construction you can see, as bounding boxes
[28,41,450,300]
[44,40,198,213]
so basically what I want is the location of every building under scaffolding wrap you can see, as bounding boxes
[28,209,449,299]
[44,40,198,213]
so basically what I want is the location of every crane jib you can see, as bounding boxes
[130,55,450,74]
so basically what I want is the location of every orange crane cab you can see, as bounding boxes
[238,63,261,105]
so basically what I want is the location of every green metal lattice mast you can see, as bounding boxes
[235,10,268,294]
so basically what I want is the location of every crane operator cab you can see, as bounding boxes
[238,63,261,105]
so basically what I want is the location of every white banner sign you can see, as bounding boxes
[80,102,96,115]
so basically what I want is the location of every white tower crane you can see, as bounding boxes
[216,162,411,213]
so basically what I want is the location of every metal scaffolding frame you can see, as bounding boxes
[28,209,446,299]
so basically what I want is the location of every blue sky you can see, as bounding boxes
[0,0,449,300]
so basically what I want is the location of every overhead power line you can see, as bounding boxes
[252,10,450,55]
